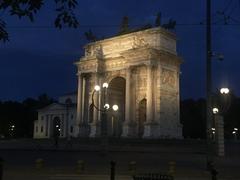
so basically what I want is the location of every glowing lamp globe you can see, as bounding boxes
[112,105,119,111]
[104,103,110,110]
[102,83,109,88]
[212,108,219,114]
[94,85,101,91]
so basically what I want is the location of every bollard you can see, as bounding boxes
[129,161,136,175]
[35,158,44,169]
[76,160,85,174]
[110,161,116,180]
[168,161,176,176]
[208,162,218,180]
[0,157,4,180]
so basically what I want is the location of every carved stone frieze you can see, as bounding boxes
[132,35,149,48]
[82,27,177,60]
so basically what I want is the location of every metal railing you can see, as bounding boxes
[133,173,174,180]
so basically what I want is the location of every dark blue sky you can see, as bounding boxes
[0,0,240,101]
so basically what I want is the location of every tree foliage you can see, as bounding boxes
[0,94,54,138]
[0,0,79,42]
[181,95,240,139]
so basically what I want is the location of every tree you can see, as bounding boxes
[181,98,206,139]
[0,0,79,42]
[118,16,129,35]
[0,94,54,138]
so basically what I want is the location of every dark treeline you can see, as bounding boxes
[0,94,240,139]
[181,94,240,139]
[0,94,54,138]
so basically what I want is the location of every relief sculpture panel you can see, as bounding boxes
[161,68,176,88]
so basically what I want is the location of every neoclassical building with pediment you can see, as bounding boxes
[75,27,183,139]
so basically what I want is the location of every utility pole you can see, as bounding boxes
[206,0,213,168]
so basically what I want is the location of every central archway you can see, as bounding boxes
[107,77,126,137]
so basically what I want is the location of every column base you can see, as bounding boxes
[143,122,159,139]
[78,123,90,137]
[156,122,183,139]
[89,122,101,137]
[121,122,137,138]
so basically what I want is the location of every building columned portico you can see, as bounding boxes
[75,27,183,139]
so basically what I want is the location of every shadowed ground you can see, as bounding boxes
[0,139,239,180]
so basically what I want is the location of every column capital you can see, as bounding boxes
[76,72,82,76]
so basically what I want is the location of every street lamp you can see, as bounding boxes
[92,82,119,154]
[232,128,238,140]
[212,87,231,158]
[9,124,15,137]
[92,82,119,136]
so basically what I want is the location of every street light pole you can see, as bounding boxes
[206,0,213,168]
[91,83,118,154]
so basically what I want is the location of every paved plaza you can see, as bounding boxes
[0,139,240,180]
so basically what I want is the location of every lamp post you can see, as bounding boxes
[212,87,230,157]
[232,128,238,140]
[91,82,119,152]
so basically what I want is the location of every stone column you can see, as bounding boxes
[61,114,64,137]
[76,73,83,127]
[122,67,136,137]
[78,74,90,137]
[146,64,153,122]
[143,64,158,138]
[215,115,225,157]
[47,115,51,138]
[90,73,101,137]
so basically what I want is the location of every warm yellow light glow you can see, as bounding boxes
[102,82,109,88]
[220,88,230,94]
[94,85,100,91]
[112,105,119,111]
[104,103,110,110]
[213,108,219,114]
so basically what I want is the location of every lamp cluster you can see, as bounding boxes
[232,128,238,135]
[94,83,119,112]
[211,127,216,134]
[55,125,61,132]
[10,125,15,131]
[220,88,230,95]
[212,87,230,115]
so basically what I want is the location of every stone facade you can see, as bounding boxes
[75,27,183,139]
[33,93,77,139]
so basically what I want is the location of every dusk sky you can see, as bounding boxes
[0,0,240,101]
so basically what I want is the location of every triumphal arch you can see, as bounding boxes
[75,27,182,139]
